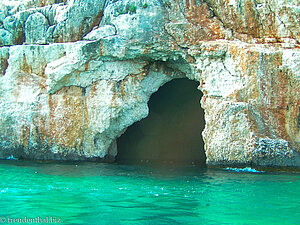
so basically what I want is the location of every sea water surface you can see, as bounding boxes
[0,161,299,225]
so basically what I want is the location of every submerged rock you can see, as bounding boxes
[0,0,299,168]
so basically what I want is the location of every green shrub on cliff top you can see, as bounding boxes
[127,4,136,14]
[118,3,136,15]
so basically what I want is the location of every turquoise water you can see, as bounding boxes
[0,161,299,225]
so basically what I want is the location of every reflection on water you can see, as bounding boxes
[116,78,206,166]
[0,160,299,224]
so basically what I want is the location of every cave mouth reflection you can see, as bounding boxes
[116,78,206,166]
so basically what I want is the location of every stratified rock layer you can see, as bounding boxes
[0,0,299,167]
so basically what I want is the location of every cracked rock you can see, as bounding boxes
[83,25,116,41]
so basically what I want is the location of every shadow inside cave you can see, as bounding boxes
[116,78,206,167]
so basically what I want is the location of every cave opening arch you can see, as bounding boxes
[115,78,206,166]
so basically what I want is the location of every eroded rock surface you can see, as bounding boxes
[0,0,299,167]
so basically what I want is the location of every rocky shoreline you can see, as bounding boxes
[0,0,299,168]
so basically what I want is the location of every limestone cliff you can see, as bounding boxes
[0,0,299,167]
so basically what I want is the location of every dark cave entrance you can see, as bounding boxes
[116,78,206,166]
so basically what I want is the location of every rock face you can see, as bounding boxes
[0,0,299,167]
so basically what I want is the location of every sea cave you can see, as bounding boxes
[116,78,206,166]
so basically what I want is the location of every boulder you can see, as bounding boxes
[25,12,49,44]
